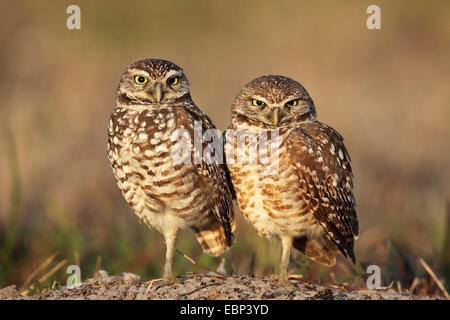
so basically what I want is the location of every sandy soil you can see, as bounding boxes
[0,272,439,300]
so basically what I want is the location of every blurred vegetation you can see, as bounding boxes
[0,1,449,298]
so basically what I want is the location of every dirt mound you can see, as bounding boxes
[0,272,438,300]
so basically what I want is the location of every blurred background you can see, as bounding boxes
[0,0,449,297]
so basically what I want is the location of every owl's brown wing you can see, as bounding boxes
[175,106,236,242]
[222,129,236,200]
[287,121,359,263]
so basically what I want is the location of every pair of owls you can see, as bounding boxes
[107,59,359,286]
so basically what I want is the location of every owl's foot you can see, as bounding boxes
[278,275,295,288]
[162,275,180,286]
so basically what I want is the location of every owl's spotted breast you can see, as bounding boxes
[226,121,314,239]
[108,106,226,235]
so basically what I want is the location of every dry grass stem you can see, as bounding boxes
[93,256,102,279]
[20,252,58,291]
[419,258,450,300]
[21,259,67,296]
[175,248,226,278]
[409,277,420,294]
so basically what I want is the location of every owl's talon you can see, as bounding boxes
[162,276,180,286]
[278,276,295,288]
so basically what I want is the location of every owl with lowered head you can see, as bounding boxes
[107,59,235,285]
[225,75,359,286]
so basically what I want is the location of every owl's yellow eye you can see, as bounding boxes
[167,76,179,85]
[252,99,265,107]
[134,75,148,84]
[287,99,299,106]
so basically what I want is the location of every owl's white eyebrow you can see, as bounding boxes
[251,96,270,105]
[282,97,302,103]
[129,69,150,77]
[165,70,182,79]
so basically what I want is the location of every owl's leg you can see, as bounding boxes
[278,234,294,287]
[162,229,179,285]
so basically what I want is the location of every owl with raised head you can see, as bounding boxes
[107,59,235,285]
[224,75,359,286]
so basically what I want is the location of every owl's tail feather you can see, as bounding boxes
[293,236,337,267]
[194,222,233,257]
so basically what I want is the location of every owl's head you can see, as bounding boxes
[116,59,190,106]
[231,75,316,128]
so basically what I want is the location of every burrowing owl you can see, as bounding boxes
[225,75,358,286]
[107,59,235,284]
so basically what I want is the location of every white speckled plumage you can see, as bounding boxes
[226,75,358,286]
[108,59,235,284]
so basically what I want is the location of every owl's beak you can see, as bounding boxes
[272,108,279,126]
[155,83,163,103]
